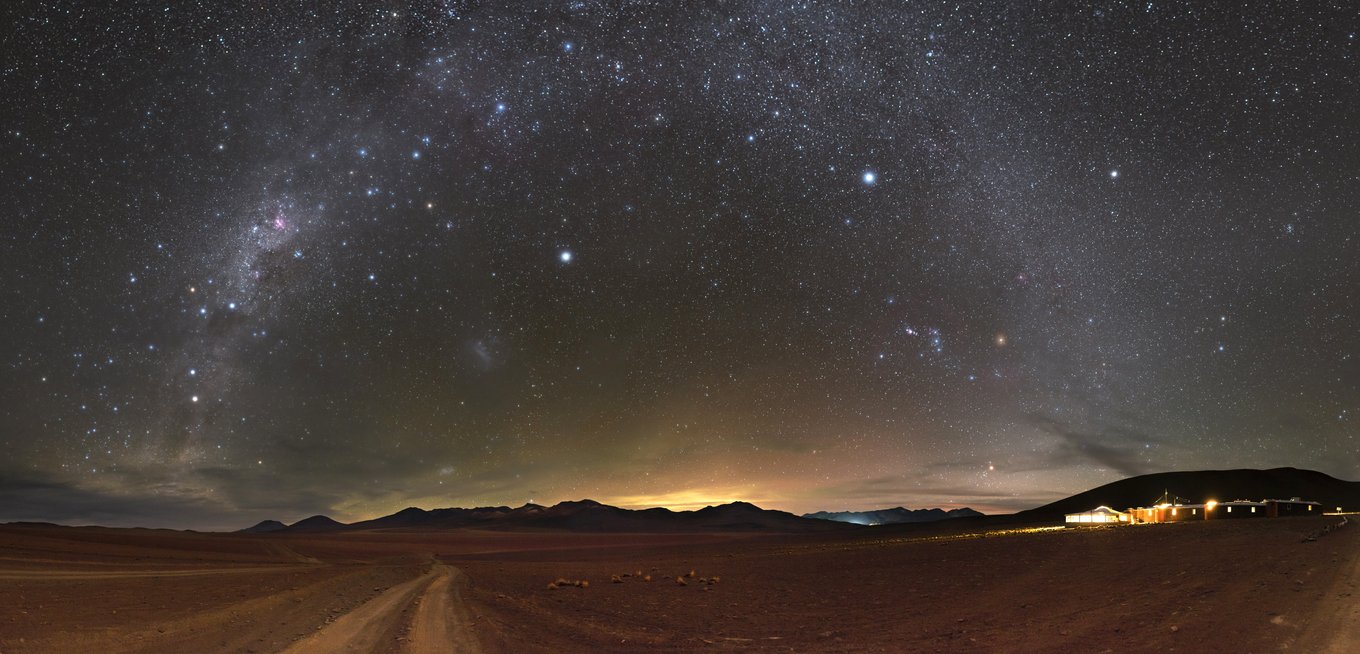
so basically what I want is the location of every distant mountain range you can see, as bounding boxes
[802,507,984,525]
[1017,467,1360,520]
[233,468,1360,535]
[241,500,856,534]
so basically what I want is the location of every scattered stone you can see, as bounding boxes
[1170,625,1179,633]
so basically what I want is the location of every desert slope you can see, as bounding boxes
[1018,467,1360,520]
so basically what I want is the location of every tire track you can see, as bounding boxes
[405,563,482,654]
[282,565,436,653]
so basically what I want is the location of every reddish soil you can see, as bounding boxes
[0,516,1355,653]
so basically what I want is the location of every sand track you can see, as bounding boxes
[1295,524,1360,653]
[406,563,482,654]
[281,562,480,654]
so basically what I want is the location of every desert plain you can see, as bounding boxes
[1,515,1356,653]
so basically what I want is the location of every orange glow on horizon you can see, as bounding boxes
[607,488,766,512]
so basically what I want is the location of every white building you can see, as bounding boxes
[1064,505,1130,525]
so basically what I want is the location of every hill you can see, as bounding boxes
[803,507,984,525]
[265,500,855,534]
[282,515,347,532]
[1016,467,1360,520]
[237,519,286,533]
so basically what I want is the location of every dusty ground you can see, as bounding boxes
[0,516,1354,653]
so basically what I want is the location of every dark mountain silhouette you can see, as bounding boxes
[1017,467,1360,520]
[803,507,984,525]
[266,500,853,534]
[283,515,346,532]
[237,519,287,533]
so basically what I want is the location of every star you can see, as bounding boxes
[862,171,877,185]
[559,250,573,263]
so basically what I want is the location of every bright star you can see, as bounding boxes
[191,395,199,403]
[560,250,573,263]
[862,171,877,185]
[1109,169,1119,178]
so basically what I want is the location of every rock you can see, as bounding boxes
[1170,625,1179,633]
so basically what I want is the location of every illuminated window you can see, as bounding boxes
[1227,506,1232,513]
[1171,508,1177,516]
[1251,507,1256,513]
[1192,508,1197,515]
[1308,505,1312,511]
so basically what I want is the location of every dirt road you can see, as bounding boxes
[1296,521,1360,653]
[282,562,480,654]
[407,564,483,654]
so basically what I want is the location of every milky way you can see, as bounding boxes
[3,1,1358,528]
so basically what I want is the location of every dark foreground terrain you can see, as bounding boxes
[0,516,1355,653]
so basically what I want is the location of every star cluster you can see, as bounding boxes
[2,1,1357,527]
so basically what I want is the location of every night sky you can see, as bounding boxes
[3,2,1358,529]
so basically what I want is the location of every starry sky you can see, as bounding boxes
[3,1,1358,529]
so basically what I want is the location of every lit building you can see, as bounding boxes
[1064,506,1130,526]
[1095,493,1324,524]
